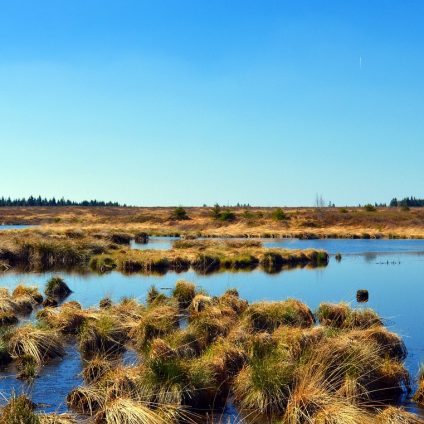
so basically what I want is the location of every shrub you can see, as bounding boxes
[364,204,377,212]
[170,207,189,221]
[219,209,236,221]
[272,208,289,221]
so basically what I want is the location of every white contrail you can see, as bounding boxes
[359,56,362,70]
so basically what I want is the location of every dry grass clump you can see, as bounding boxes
[130,308,179,349]
[245,299,315,332]
[317,303,382,329]
[172,280,196,308]
[8,324,64,365]
[375,407,423,423]
[0,394,39,424]
[272,326,325,360]
[348,327,407,360]
[12,284,43,304]
[234,349,295,415]
[67,385,105,415]
[82,355,114,384]
[93,397,180,424]
[45,277,72,298]
[313,402,375,424]
[188,305,235,347]
[1,282,417,423]
[413,365,424,406]
[0,310,18,326]
[219,288,248,314]
[37,302,88,334]
[79,314,128,358]
[39,413,77,423]
[108,297,145,321]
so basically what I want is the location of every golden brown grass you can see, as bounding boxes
[1,280,422,423]
[7,324,64,365]
[2,205,424,239]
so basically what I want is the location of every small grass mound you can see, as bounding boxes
[79,314,128,358]
[376,406,421,423]
[45,277,72,298]
[0,394,38,424]
[246,299,315,332]
[172,280,196,308]
[317,303,382,329]
[8,324,64,365]
[413,365,424,407]
[12,284,43,304]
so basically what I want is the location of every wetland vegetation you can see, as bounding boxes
[0,279,423,423]
[0,229,328,274]
[1,204,424,239]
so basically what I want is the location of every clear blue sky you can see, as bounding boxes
[0,0,423,206]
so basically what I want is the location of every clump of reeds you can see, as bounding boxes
[245,299,315,332]
[172,280,196,308]
[189,305,235,347]
[12,284,43,304]
[317,302,382,329]
[166,329,202,358]
[99,297,112,309]
[0,310,18,326]
[66,385,105,415]
[234,348,295,415]
[0,394,38,424]
[8,324,64,365]
[189,293,213,313]
[413,365,424,406]
[375,406,422,423]
[82,355,114,384]
[219,289,248,314]
[39,413,77,423]
[16,354,38,379]
[79,314,128,358]
[0,337,12,365]
[45,277,72,298]
[129,304,179,349]
[93,397,180,424]
[42,297,58,307]
[260,251,284,273]
[37,302,88,334]
[110,233,132,245]
[146,285,167,306]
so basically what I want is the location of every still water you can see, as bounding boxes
[0,224,35,231]
[1,242,424,417]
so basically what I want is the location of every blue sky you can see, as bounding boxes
[0,1,423,206]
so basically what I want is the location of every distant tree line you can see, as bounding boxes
[390,197,424,207]
[0,196,125,207]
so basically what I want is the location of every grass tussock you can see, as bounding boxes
[1,281,420,423]
[317,302,383,329]
[172,280,196,308]
[7,324,64,365]
[413,365,424,407]
[45,277,72,298]
[245,299,315,332]
[0,394,38,424]
[79,314,128,358]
